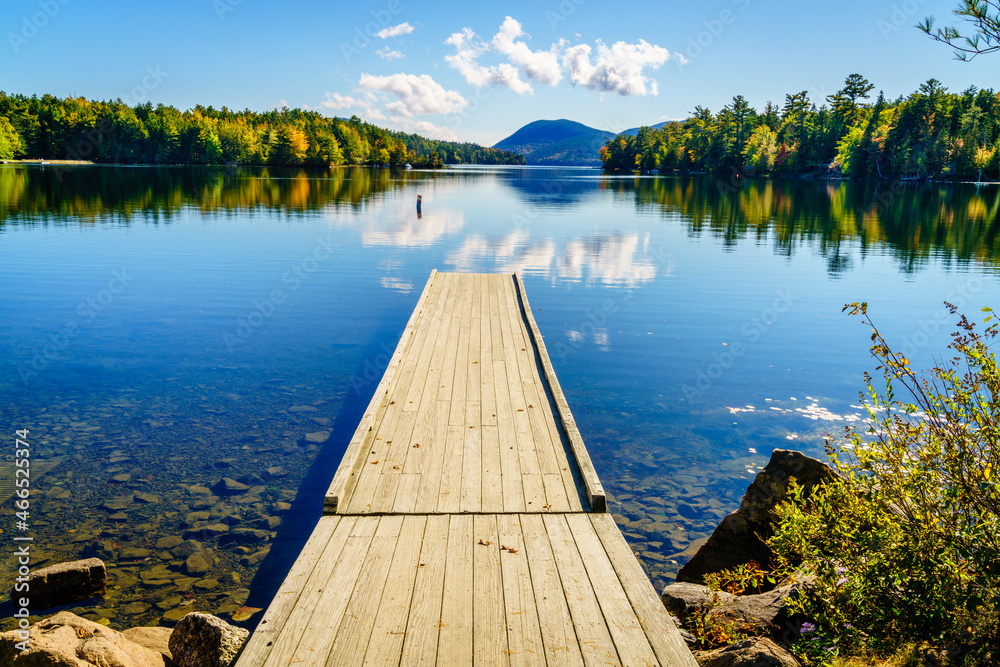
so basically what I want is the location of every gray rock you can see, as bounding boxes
[694,637,801,666]
[678,450,836,588]
[121,548,151,561]
[304,430,330,443]
[173,540,202,558]
[11,558,106,611]
[213,478,250,494]
[185,511,211,525]
[193,578,219,590]
[81,540,115,561]
[156,595,183,611]
[111,473,132,483]
[663,580,808,634]
[240,547,270,567]
[184,523,229,540]
[224,528,270,545]
[185,550,215,575]
[168,612,249,667]
[102,497,132,511]
[155,536,184,550]
[662,582,735,617]
[0,611,167,666]
[124,602,151,615]
[189,497,215,510]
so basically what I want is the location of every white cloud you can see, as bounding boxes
[444,27,533,94]
[563,39,671,96]
[376,22,414,39]
[358,73,467,117]
[444,18,671,98]
[317,92,364,110]
[492,17,561,85]
[391,117,459,141]
[376,46,404,60]
[316,91,385,120]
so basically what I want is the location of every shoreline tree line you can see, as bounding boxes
[600,75,1000,181]
[0,92,525,168]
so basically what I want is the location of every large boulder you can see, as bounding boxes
[0,611,167,666]
[168,612,248,667]
[662,582,735,617]
[694,637,801,666]
[663,580,807,635]
[121,626,173,663]
[677,450,835,587]
[11,558,106,611]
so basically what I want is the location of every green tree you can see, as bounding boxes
[827,73,875,128]
[0,116,24,159]
[741,125,777,174]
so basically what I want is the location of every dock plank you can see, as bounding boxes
[439,515,474,665]
[473,514,508,665]
[399,514,450,665]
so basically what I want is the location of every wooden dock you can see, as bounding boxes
[234,272,696,666]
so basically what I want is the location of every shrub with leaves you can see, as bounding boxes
[769,303,1000,664]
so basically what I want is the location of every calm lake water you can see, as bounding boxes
[1,164,998,630]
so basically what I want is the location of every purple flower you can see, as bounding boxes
[800,622,816,635]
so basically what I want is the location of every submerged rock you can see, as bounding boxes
[168,612,248,667]
[213,477,250,495]
[184,549,214,576]
[12,558,107,611]
[677,450,835,588]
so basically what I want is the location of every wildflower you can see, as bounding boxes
[800,622,816,634]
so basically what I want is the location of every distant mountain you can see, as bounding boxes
[492,119,614,166]
[617,121,673,137]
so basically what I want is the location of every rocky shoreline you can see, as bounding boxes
[660,449,838,666]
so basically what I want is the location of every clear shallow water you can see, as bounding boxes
[1,164,998,629]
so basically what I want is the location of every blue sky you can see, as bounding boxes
[2,0,997,145]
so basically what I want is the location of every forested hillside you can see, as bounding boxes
[602,75,1000,180]
[0,93,524,167]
